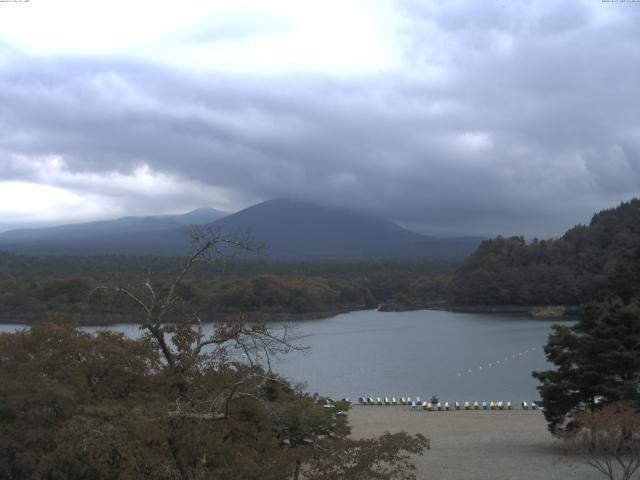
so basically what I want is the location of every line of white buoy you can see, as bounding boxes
[356,397,541,411]
[455,346,538,377]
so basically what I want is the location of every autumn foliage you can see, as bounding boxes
[0,320,427,479]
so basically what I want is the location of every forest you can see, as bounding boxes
[449,199,640,307]
[0,255,454,323]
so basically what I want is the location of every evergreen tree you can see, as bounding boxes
[533,296,640,434]
[608,247,640,303]
[450,198,640,307]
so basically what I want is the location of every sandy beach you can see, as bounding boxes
[349,406,602,480]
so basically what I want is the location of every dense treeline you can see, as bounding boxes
[0,275,376,323]
[449,199,640,306]
[0,254,453,284]
[0,256,455,321]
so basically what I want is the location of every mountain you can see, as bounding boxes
[0,200,482,260]
[211,199,481,260]
[0,208,227,254]
[449,198,640,306]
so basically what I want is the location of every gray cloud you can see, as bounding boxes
[1,0,639,237]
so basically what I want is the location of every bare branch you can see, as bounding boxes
[90,286,152,321]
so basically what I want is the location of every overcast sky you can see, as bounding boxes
[0,0,639,237]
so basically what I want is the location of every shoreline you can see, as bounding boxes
[380,302,579,319]
[0,303,577,326]
[0,306,367,327]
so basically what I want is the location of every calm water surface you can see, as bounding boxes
[1,309,565,403]
[274,309,563,402]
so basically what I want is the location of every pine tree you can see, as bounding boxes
[533,296,640,434]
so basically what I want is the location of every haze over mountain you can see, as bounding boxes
[212,199,482,260]
[0,200,482,260]
[0,208,227,252]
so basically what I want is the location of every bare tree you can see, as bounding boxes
[91,228,303,479]
[91,227,283,367]
[567,404,640,480]
[85,228,427,480]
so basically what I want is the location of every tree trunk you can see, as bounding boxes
[293,458,302,480]
[167,419,192,480]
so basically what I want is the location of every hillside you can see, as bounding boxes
[211,199,481,260]
[0,199,482,261]
[0,208,227,255]
[449,198,640,306]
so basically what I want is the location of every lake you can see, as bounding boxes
[275,309,563,403]
[0,309,564,403]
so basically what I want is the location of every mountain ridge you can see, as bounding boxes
[0,199,483,260]
[0,208,227,243]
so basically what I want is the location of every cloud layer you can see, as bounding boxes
[1,0,639,236]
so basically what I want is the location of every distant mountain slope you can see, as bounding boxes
[209,199,481,260]
[449,198,640,306]
[0,208,227,254]
[0,200,482,260]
